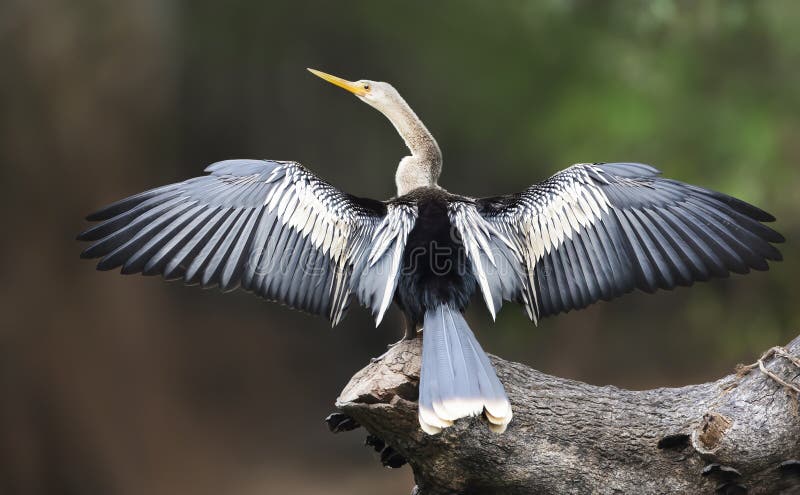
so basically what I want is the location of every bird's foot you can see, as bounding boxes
[370,335,416,363]
[370,325,422,363]
[370,346,394,363]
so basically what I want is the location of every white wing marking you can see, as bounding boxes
[487,164,613,321]
[367,203,416,326]
[448,202,517,321]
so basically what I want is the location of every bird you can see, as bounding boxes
[78,68,784,435]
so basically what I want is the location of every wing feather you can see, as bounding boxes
[469,162,783,320]
[79,159,415,325]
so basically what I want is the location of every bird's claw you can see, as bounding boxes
[370,337,408,363]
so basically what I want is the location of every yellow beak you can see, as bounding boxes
[307,68,368,96]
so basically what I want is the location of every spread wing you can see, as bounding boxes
[463,162,784,322]
[78,159,416,325]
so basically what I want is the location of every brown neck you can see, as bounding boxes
[383,101,442,195]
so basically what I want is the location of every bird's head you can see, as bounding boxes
[307,68,442,194]
[307,68,404,115]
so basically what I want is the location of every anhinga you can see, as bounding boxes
[79,69,784,435]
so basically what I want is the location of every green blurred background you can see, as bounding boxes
[1,1,798,494]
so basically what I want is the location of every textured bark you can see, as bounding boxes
[333,336,800,495]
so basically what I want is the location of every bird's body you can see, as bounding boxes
[79,69,784,435]
[394,188,476,325]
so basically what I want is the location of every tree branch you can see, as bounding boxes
[330,336,800,494]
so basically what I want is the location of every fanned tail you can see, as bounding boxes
[418,305,512,434]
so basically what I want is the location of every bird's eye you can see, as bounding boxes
[363,83,371,91]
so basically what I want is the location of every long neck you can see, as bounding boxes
[382,100,443,196]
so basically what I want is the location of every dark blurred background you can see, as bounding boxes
[1,1,798,494]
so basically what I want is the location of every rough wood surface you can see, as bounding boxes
[332,336,800,494]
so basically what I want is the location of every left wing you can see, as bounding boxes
[78,159,416,325]
[461,162,784,322]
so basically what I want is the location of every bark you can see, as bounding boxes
[330,336,800,495]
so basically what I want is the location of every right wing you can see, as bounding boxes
[78,159,417,325]
[467,162,783,322]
